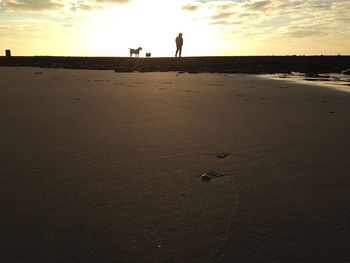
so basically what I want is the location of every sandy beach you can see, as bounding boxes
[1,67,350,263]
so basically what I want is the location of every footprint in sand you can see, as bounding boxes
[117,83,133,87]
[200,171,227,182]
[67,97,80,103]
[216,152,230,159]
[207,84,224,87]
[184,90,199,93]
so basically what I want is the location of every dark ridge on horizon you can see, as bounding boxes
[1,55,350,74]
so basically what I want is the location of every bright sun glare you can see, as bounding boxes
[85,0,219,57]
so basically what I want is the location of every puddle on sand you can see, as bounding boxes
[262,72,350,93]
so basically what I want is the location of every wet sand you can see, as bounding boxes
[1,68,350,262]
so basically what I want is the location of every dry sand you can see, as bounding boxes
[1,67,350,263]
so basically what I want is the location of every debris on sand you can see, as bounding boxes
[200,171,226,181]
[216,152,230,159]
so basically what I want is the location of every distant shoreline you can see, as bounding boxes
[1,55,349,74]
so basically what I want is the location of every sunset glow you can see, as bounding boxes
[1,0,349,57]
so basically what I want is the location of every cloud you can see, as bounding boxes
[287,29,324,38]
[182,1,239,26]
[71,0,131,12]
[210,12,234,20]
[181,0,350,34]
[0,24,44,33]
[243,0,272,11]
[94,0,129,3]
[182,3,200,11]
[70,1,105,12]
[334,17,350,23]
[1,0,130,12]
[210,19,241,26]
[2,0,64,11]
[182,1,236,12]
[206,1,236,10]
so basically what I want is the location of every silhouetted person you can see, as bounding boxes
[175,33,183,57]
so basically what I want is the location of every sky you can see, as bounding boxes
[0,0,349,57]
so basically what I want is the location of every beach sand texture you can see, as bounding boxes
[1,68,350,262]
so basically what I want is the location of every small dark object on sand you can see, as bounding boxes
[34,71,42,74]
[200,171,226,182]
[216,152,230,159]
[201,174,212,181]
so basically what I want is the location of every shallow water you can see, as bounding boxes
[263,72,350,93]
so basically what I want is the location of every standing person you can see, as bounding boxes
[175,33,183,57]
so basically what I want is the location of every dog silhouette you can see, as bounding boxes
[129,47,142,57]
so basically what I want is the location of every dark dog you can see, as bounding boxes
[129,47,142,57]
[146,52,151,58]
